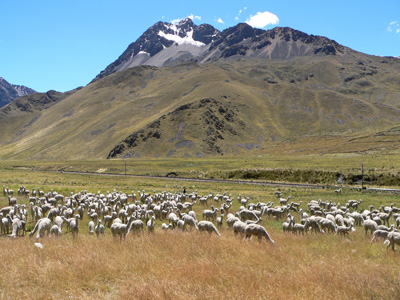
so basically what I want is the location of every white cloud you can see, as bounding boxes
[188,14,202,21]
[217,18,224,24]
[387,21,400,33]
[246,11,279,28]
[235,6,247,21]
[171,14,202,24]
[171,18,182,24]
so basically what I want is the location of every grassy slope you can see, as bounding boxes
[0,54,399,160]
[1,166,400,299]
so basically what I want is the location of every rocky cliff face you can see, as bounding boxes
[0,77,36,108]
[91,18,220,82]
[91,20,350,84]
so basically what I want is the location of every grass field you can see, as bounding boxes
[1,160,400,299]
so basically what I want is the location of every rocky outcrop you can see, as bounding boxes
[0,77,36,108]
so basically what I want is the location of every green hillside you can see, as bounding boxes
[0,53,399,160]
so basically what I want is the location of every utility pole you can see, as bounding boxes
[361,162,364,189]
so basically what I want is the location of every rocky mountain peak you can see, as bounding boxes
[91,21,350,83]
[0,77,36,108]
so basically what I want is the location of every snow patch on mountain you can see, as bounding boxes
[158,30,205,47]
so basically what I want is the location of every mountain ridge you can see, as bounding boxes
[0,20,399,159]
[0,77,36,108]
[91,19,353,84]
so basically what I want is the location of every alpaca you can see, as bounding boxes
[146,216,156,234]
[29,218,52,239]
[244,223,275,244]
[197,221,221,236]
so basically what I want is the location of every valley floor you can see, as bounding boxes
[1,160,400,299]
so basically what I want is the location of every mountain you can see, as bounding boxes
[0,77,36,108]
[92,19,350,83]
[91,18,220,82]
[0,20,399,160]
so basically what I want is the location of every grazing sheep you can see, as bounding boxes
[244,224,274,244]
[197,221,221,236]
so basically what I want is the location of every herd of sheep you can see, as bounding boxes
[2,185,400,250]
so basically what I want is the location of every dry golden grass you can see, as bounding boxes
[1,164,400,299]
[1,227,400,299]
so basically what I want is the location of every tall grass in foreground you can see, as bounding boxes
[1,229,399,300]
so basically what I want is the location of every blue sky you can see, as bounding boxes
[1,0,399,93]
